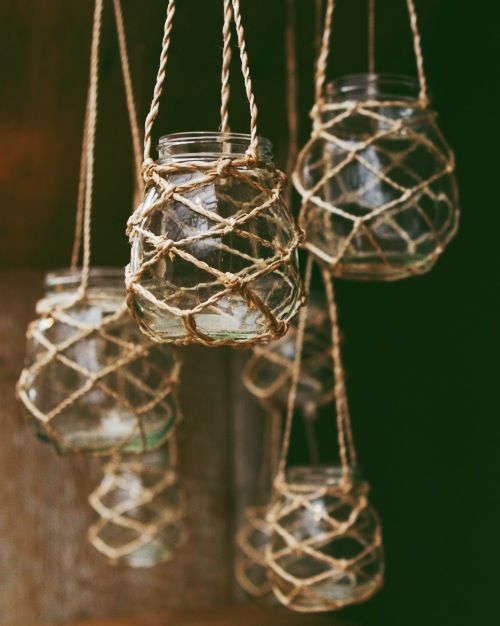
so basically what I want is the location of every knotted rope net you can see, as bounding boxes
[17,0,181,457]
[125,0,303,347]
[293,0,459,280]
[266,254,384,612]
[88,437,186,567]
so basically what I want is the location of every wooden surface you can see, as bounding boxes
[51,606,353,626]
[0,270,237,626]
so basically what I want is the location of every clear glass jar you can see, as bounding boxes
[295,74,459,280]
[18,268,179,455]
[128,132,302,343]
[243,299,333,416]
[235,505,275,601]
[267,466,384,611]
[88,447,186,567]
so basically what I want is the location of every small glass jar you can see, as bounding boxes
[128,132,302,343]
[294,74,459,280]
[267,466,384,611]
[88,446,186,567]
[243,299,333,416]
[17,268,180,455]
[235,505,275,601]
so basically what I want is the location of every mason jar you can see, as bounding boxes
[294,74,459,280]
[267,466,384,611]
[128,132,302,344]
[17,268,180,455]
[88,446,186,568]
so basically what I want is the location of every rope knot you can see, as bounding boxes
[222,273,245,291]
[142,158,157,183]
[216,157,233,176]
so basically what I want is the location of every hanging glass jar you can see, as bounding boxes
[88,444,186,567]
[127,132,302,345]
[267,466,384,612]
[294,74,459,280]
[126,0,303,346]
[17,268,181,456]
[294,0,459,280]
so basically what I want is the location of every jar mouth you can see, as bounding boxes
[325,73,428,104]
[45,267,125,290]
[287,464,361,486]
[157,131,273,162]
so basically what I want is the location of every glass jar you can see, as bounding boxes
[294,74,459,280]
[128,132,302,343]
[235,505,275,601]
[267,466,384,611]
[17,268,180,455]
[88,446,186,567]
[243,298,333,416]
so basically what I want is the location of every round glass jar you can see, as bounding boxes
[128,132,302,343]
[18,268,180,455]
[267,466,384,611]
[88,447,186,567]
[294,74,459,280]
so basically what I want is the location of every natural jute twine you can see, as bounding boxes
[17,0,181,456]
[125,0,303,347]
[266,254,384,611]
[293,0,459,279]
[88,437,187,565]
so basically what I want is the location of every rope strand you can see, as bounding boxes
[220,0,233,134]
[368,0,375,74]
[406,0,428,105]
[80,0,104,294]
[112,0,143,194]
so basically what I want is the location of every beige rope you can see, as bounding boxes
[88,438,187,564]
[314,0,336,115]
[112,0,143,193]
[70,94,90,270]
[368,0,375,75]
[80,0,104,295]
[406,0,428,106]
[285,0,299,209]
[220,0,233,134]
[277,254,314,478]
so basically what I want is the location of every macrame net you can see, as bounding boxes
[88,437,186,567]
[293,0,459,280]
[266,255,384,612]
[125,0,303,347]
[16,0,181,457]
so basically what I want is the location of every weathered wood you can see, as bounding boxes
[0,270,234,626]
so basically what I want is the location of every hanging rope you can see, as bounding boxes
[368,0,375,75]
[126,0,302,347]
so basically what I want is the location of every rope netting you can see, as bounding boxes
[293,0,459,280]
[265,255,384,611]
[17,0,181,457]
[88,437,186,566]
[125,0,303,346]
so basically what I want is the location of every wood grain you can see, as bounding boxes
[46,605,354,626]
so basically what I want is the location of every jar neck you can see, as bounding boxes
[45,267,125,294]
[287,465,361,486]
[325,73,427,105]
[157,132,274,165]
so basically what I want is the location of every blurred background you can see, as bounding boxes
[0,1,498,625]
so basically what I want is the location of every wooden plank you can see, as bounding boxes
[0,270,234,625]
[52,605,354,626]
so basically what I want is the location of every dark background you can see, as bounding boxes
[0,1,498,625]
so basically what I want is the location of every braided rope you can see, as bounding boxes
[220,0,233,134]
[294,97,459,279]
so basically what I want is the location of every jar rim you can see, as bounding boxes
[287,464,361,486]
[157,131,273,162]
[325,73,429,103]
[158,131,272,148]
[45,266,125,289]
